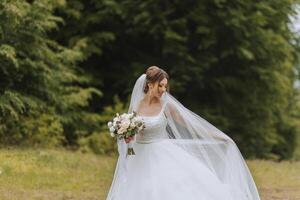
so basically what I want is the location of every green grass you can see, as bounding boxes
[0,147,115,200]
[0,148,299,200]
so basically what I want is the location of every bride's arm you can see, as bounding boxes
[165,102,186,127]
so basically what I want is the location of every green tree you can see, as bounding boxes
[55,0,300,159]
[0,0,102,147]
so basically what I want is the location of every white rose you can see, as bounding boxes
[121,114,130,121]
[107,121,112,127]
[110,132,115,137]
[113,117,118,122]
[127,113,133,118]
[117,127,125,135]
[135,116,142,121]
[120,119,131,130]
[130,122,135,129]
[131,117,137,123]
[109,127,115,133]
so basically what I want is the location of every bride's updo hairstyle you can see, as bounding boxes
[144,66,170,94]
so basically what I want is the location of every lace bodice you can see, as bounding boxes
[135,102,169,143]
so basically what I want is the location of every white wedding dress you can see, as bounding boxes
[110,103,235,200]
[106,73,261,200]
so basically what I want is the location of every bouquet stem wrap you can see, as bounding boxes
[127,139,135,156]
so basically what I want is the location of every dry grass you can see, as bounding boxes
[247,160,300,200]
[0,147,115,200]
[0,147,299,200]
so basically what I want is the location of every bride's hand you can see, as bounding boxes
[125,136,134,144]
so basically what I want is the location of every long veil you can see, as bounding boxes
[106,73,261,200]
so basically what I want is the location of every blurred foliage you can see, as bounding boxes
[0,0,300,159]
[78,95,128,155]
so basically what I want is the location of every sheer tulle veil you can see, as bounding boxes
[106,73,261,200]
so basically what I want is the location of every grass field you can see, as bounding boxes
[0,147,299,200]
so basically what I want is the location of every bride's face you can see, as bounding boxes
[148,78,168,98]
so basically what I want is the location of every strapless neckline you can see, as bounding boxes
[137,110,163,118]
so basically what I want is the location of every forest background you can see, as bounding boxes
[1,0,300,161]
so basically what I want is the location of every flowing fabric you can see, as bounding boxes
[106,73,261,200]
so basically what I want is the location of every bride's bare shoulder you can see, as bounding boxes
[164,100,172,108]
[164,101,178,115]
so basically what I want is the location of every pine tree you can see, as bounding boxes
[0,0,102,147]
[54,0,300,159]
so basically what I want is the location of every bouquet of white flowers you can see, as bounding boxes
[107,111,145,156]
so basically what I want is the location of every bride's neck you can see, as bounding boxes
[143,94,160,106]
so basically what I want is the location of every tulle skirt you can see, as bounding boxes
[113,139,235,200]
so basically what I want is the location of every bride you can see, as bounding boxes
[106,66,261,200]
